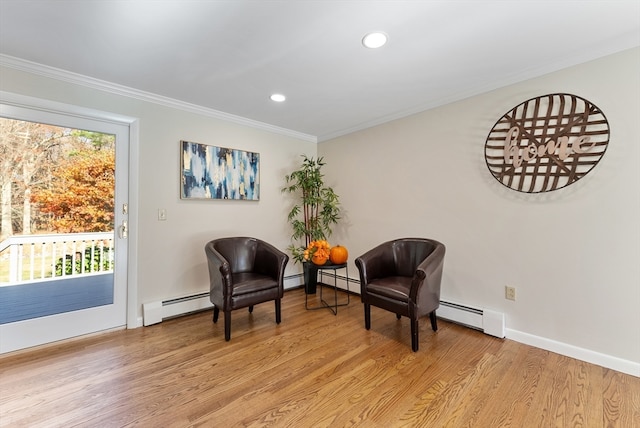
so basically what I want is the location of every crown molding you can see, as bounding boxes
[0,54,317,143]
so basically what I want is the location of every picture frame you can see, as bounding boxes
[180,140,260,200]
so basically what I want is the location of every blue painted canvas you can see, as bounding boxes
[181,141,260,200]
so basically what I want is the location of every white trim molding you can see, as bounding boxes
[0,54,317,143]
[506,329,639,378]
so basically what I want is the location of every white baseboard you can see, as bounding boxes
[506,328,640,378]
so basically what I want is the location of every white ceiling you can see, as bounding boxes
[1,0,639,142]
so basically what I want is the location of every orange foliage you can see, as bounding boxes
[30,149,115,232]
[303,240,331,265]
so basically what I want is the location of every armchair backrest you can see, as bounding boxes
[211,237,258,273]
[355,238,443,284]
[392,239,437,277]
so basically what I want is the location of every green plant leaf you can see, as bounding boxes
[282,155,341,263]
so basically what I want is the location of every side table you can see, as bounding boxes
[305,263,349,315]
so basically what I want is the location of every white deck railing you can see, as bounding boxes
[0,232,114,285]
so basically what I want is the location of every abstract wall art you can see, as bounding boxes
[181,140,260,200]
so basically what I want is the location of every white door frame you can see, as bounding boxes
[0,91,139,341]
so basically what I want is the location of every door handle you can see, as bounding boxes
[118,220,128,239]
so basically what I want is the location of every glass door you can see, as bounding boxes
[0,102,129,353]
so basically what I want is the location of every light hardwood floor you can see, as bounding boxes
[1,287,638,427]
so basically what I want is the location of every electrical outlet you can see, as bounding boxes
[505,286,516,301]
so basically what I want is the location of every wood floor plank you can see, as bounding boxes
[467,342,548,427]
[603,368,640,427]
[1,288,638,427]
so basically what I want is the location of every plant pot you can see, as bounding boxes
[303,262,318,294]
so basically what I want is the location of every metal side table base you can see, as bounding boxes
[304,263,349,315]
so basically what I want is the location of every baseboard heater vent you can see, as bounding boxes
[142,291,505,338]
[438,300,505,338]
[143,292,212,326]
[143,274,301,327]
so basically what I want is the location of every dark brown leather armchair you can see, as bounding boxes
[205,237,289,341]
[355,238,445,351]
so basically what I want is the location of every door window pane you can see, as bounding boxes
[0,118,115,323]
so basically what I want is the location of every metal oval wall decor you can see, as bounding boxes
[484,93,610,193]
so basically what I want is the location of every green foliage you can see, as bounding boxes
[282,156,341,263]
[71,130,114,150]
[55,245,113,276]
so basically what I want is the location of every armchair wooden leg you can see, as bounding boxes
[364,304,371,330]
[213,307,220,323]
[411,319,419,352]
[224,311,231,341]
[430,311,438,331]
[248,306,254,313]
[275,299,281,324]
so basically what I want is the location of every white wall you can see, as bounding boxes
[2,47,638,374]
[0,64,315,321]
[319,47,640,370]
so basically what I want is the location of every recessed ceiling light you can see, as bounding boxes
[270,93,286,102]
[362,32,388,49]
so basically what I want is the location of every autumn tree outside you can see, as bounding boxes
[0,118,115,240]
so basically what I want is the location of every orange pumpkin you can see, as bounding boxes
[329,245,348,264]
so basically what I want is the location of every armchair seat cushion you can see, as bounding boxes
[367,277,411,302]
[231,273,278,296]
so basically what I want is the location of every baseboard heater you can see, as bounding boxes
[143,283,505,339]
[438,300,505,338]
[143,292,212,326]
[142,275,302,326]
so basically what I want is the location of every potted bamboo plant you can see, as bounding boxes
[282,155,340,293]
